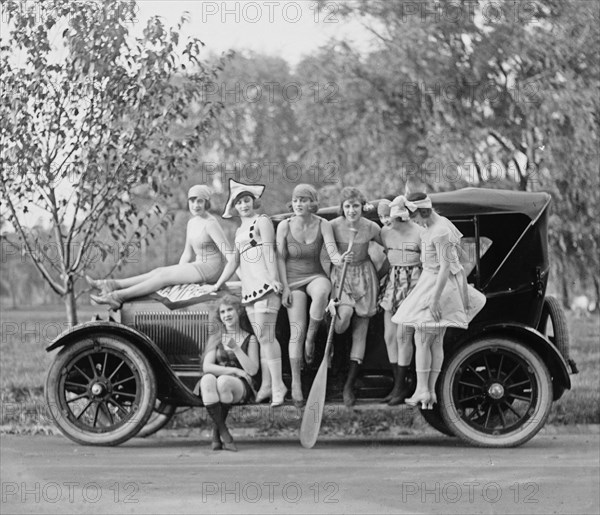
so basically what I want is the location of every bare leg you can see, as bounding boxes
[334,305,354,334]
[344,316,370,407]
[115,264,202,299]
[305,278,331,363]
[349,316,370,363]
[287,290,308,404]
[383,311,398,364]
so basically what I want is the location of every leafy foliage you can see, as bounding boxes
[0,0,227,321]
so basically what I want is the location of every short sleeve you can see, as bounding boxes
[431,227,463,275]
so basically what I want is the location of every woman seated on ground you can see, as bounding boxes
[87,185,229,310]
[276,184,344,407]
[199,294,259,452]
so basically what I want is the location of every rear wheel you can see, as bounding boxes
[537,295,576,373]
[45,335,157,446]
[136,400,176,438]
[439,338,553,447]
[420,404,455,437]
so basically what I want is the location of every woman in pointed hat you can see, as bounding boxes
[87,185,229,309]
[207,180,288,407]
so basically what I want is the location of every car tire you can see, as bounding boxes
[439,338,553,448]
[136,400,176,438]
[537,295,576,372]
[419,403,456,437]
[45,334,157,446]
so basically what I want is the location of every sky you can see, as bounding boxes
[133,0,373,66]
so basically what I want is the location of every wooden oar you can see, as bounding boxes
[300,227,358,448]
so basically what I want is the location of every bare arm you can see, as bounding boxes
[227,335,259,376]
[179,221,194,264]
[202,349,242,377]
[276,220,292,307]
[320,219,343,266]
[206,218,232,260]
[211,246,240,290]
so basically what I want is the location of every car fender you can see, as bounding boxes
[451,322,571,400]
[46,321,203,407]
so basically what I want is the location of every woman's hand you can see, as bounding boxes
[429,297,442,322]
[231,368,252,382]
[282,286,292,308]
[327,297,340,316]
[340,250,354,264]
[205,284,220,294]
[223,338,238,351]
[271,280,284,294]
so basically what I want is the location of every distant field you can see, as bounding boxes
[1,304,598,435]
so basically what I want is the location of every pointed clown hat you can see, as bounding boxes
[221,179,266,219]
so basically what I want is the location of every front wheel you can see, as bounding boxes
[136,400,176,438]
[45,334,157,446]
[439,338,553,447]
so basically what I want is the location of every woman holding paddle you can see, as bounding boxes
[330,187,384,407]
[276,184,345,407]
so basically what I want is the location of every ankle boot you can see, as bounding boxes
[211,427,222,451]
[387,365,411,406]
[219,403,237,451]
[289,358,304,407]
[343,360,360,407]
[255,359,271,403]
[405,369,432,410]
[205,403,237,452]
[382,365,400,403]
[304,317,322,365]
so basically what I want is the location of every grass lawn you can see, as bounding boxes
[1,304,598,435]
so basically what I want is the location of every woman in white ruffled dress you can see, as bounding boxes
[392,192,486,409]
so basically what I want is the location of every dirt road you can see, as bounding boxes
[2,431,599,514]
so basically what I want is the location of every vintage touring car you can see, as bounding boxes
[44,188,577,448]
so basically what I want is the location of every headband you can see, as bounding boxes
[405,196,432,212]
[292,184,318,203]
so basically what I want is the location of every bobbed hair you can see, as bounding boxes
[406,192,433,219]
[338,187,367,215]
[188,197,211,210]
[233,193,261,210]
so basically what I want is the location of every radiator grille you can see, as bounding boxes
[133,311,209,365]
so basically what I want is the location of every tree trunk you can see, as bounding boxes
[593,276,600,312]
[560,273,570,310]
[64,288,78,326]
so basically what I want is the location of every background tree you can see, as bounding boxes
[0,0,226,323]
